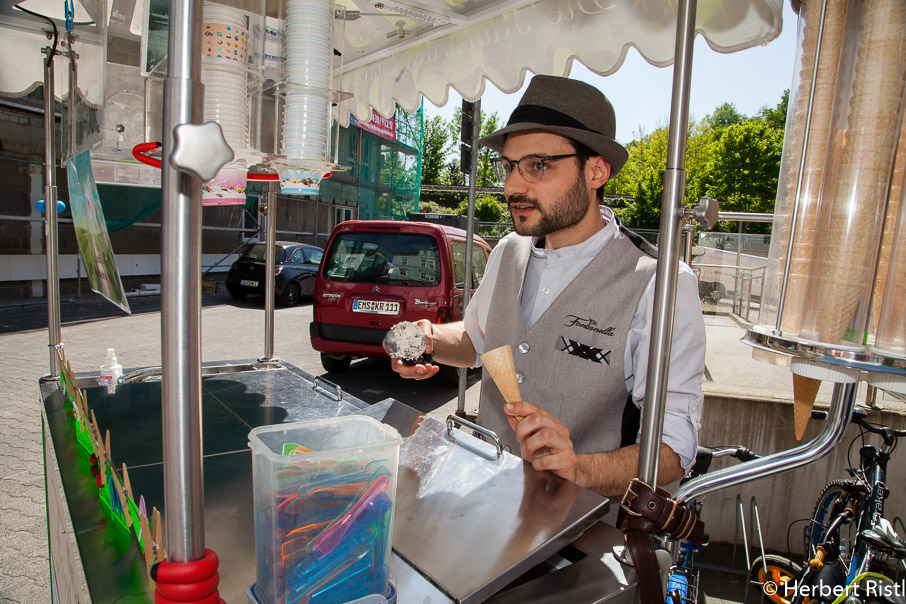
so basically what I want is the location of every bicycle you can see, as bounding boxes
[752,408,906,604]
[666,445,760,604]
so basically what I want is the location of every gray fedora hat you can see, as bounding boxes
[478,75,628,177]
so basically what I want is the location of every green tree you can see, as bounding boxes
[418,200,455,214]
[443,159,466,186]
[702,118,783,233]
[476,111,501,187]
[760,89,790,131]
[708,102,746,133]
[447,106,502,187]
[606,90,787,231]
[421,115,450,184]
[605,127,670,229]
[457,194,507,222]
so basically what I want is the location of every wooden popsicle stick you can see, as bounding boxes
[88,410,103,474]
[152,507,166,563]
[122,463,132,498]
[102,430,113,484]
[138,511,155,586]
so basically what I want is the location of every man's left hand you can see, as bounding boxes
[503,401,580,484]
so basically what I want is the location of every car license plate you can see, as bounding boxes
[240,279,258,287]
[353,299,400,315]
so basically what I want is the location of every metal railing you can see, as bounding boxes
[698,232,771,257]
[732,265,766,324]
[477,222,514,238]
[692,261,766,317]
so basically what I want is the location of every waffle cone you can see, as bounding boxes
[481,345,521,403]
[775,0,847,334]
[793,374,821,441]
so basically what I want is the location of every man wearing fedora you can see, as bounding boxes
[390,75,705,496]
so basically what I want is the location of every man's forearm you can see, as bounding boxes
[574,444,684,497]
[430,321,478,367]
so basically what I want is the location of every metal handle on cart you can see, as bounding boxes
[446,414,503,459]
[312,376,343,402]
[132,142,162,169]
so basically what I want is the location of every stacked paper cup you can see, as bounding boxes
[201,2,250,205]
[282,0,332,162]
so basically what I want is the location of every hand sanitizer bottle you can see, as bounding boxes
[99,349,123,390]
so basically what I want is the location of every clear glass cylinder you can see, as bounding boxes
[759,0,906,350]
[873,138,906,357]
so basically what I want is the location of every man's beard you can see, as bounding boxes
[508,172,590,237]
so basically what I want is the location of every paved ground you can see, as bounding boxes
[0,291,901,602]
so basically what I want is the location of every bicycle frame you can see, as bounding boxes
[847,443,891,582]
[800,416,903,599]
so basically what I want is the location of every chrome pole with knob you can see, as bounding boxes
[636,0,702,488]
[161,0,235,557]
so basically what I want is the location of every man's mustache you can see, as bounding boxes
[507,195,539,209]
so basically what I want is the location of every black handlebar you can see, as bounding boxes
[686,445,760,481]
[811,408,906,445]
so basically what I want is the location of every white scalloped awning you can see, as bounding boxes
[1,0,783,123]
[333,0,783,124]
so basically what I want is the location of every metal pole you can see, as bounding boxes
[637,0,696,487]
[674,382,857,503]
[315,196,321,246]
[263,189,277,361]
[67,32,77,160]
[457,98,481,414]
[736,220,744,303]
[43,45,61,379]
[161,0,206,562]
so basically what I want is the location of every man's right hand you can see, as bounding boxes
[386,319,440,380]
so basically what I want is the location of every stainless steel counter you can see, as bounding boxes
[42,361,640,603]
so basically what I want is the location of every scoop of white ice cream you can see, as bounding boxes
[384,321,427,362]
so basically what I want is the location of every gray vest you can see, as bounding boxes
[477,227,657,456]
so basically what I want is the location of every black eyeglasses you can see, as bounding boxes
[490,154,579,184]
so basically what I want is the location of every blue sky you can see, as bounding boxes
[424,2,798,144]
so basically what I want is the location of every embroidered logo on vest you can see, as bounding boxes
[563,315,615,336]
[556,336,611,364]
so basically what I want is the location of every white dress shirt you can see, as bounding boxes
[463,206,705,468]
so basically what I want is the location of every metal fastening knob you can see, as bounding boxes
[516,373,525,384]
[684,196,720,230]
[518,342,530,354]
[169,121,234,182]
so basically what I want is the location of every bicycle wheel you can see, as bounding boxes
[804,479,864,565]
[750,555,803,604]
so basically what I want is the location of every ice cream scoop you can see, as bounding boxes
[384,321,432,364]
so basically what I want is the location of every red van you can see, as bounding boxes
[310,220,492,382]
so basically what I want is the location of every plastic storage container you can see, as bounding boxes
[249,416,401,604]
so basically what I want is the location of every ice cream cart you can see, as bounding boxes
[6,0,906,600]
